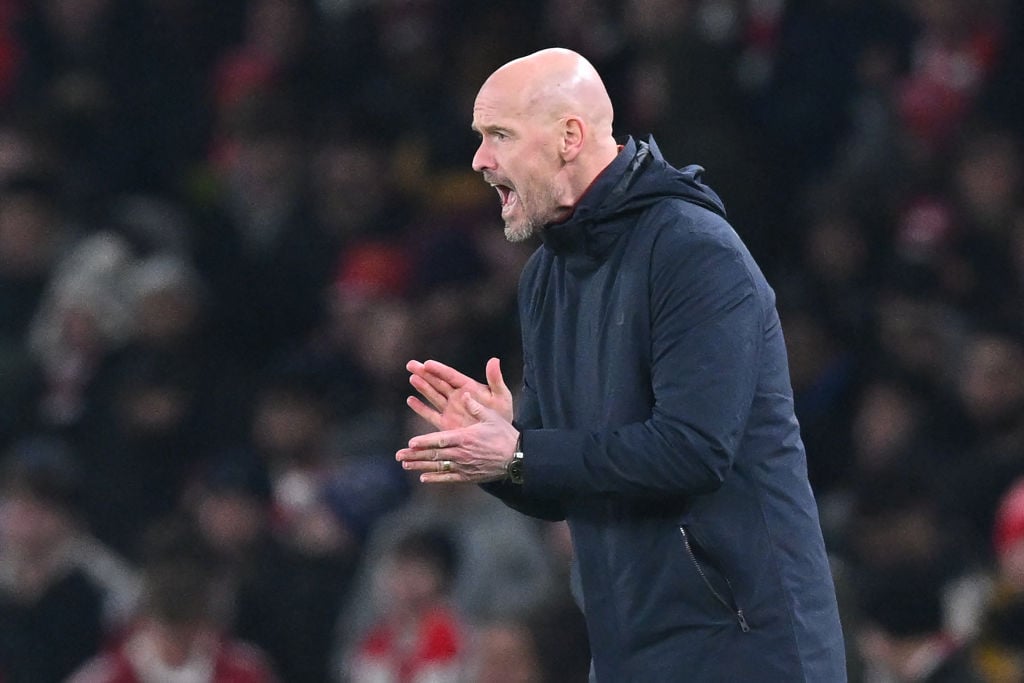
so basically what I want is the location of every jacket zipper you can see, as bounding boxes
[679,526,751,633]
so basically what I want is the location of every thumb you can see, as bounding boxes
[485,357,509,395]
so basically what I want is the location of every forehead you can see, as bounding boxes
[472,74,530,129]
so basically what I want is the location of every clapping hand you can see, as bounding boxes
[405,357,514,428]
[398,357,518,484]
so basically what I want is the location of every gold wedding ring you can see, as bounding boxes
[441,460,453,473]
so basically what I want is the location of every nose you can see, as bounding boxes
[472,140,493,173]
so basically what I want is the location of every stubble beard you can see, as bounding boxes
[502,183,558,243]
[504,219,537,243]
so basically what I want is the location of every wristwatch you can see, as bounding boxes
[506,433,525,485]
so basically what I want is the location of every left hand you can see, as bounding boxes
[397,393,519,483]
[406,357,514,429]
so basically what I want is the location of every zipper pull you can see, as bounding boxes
[736,609,751,633]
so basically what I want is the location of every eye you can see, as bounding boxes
[492,131,509,141]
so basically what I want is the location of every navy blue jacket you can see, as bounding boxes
[484,138,847,681]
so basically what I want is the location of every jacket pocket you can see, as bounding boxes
[678,526,751,633]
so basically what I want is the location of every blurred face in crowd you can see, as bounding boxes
[380,555,445,621]
[196,490,266,556]
[251,388,328,462]
[959,333,1024,428]
[851,381,921,470]
[43,0,112,46]
[0,193,61,279]
[954,131,1022,225]
[0,492,70,560]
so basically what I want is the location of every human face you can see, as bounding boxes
[472,85,565,242]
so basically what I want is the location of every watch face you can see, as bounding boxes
[508,456,524,484]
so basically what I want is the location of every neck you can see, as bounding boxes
[565,137,622,207]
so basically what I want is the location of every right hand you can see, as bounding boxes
[406,357,514,430]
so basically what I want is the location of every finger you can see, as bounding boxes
[485,357,511,398]
[395,446,443,463]
[410,359,459,392]
[409,373,450,411]
[408,431,461,450]
[422,359,481,391]
[419,472,468,484]
[400,459,453,473]
[406,396,445,429]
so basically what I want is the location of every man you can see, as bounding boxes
[396,48,846,682]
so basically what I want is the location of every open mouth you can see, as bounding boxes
[491,183,517,212]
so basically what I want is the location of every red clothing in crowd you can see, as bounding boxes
[68,630,278,683]
[350,606,462,683]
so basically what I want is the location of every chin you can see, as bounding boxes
[504,222,535,243]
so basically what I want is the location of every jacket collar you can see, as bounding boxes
[540,136,651,263]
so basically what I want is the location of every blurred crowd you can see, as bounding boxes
[1,0,1024,681]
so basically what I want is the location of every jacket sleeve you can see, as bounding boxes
[517,218,766,501]
[479,319,567,521]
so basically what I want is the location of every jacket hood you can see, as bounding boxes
[540,136,726,259]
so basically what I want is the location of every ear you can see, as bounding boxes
[560,116,585,162]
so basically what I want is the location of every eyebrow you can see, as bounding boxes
[472,122,512,136]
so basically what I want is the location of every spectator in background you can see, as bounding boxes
[407,226,499,376]
[838,465,989,642]
[780,300,861,496]
[334,475,556,675]
[68,517,278,683]
[854,563,985,683]
[308,127,412,247]
[945,127,1023,317]
[114,251,249,442]
[0,435,139,683]
[249,365,407,555]
[243,361,409,680]
[345,527,464,683]
[527,520,590,683]
[26,230,134,434]
[209,0,330,137]
[0,172,65,449]
[895,0,1006,166]
[78,346,208,559]
[0,172,68,346]
[318,240,420,455]
[940,326,1024,546]
[186,449,361,683]
[793,196,878,342]
[866,272,965,404]
[971,478,1024,682]
[10,0,200,199]
[193,94,337,368]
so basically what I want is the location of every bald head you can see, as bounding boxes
[483,48,615,141]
